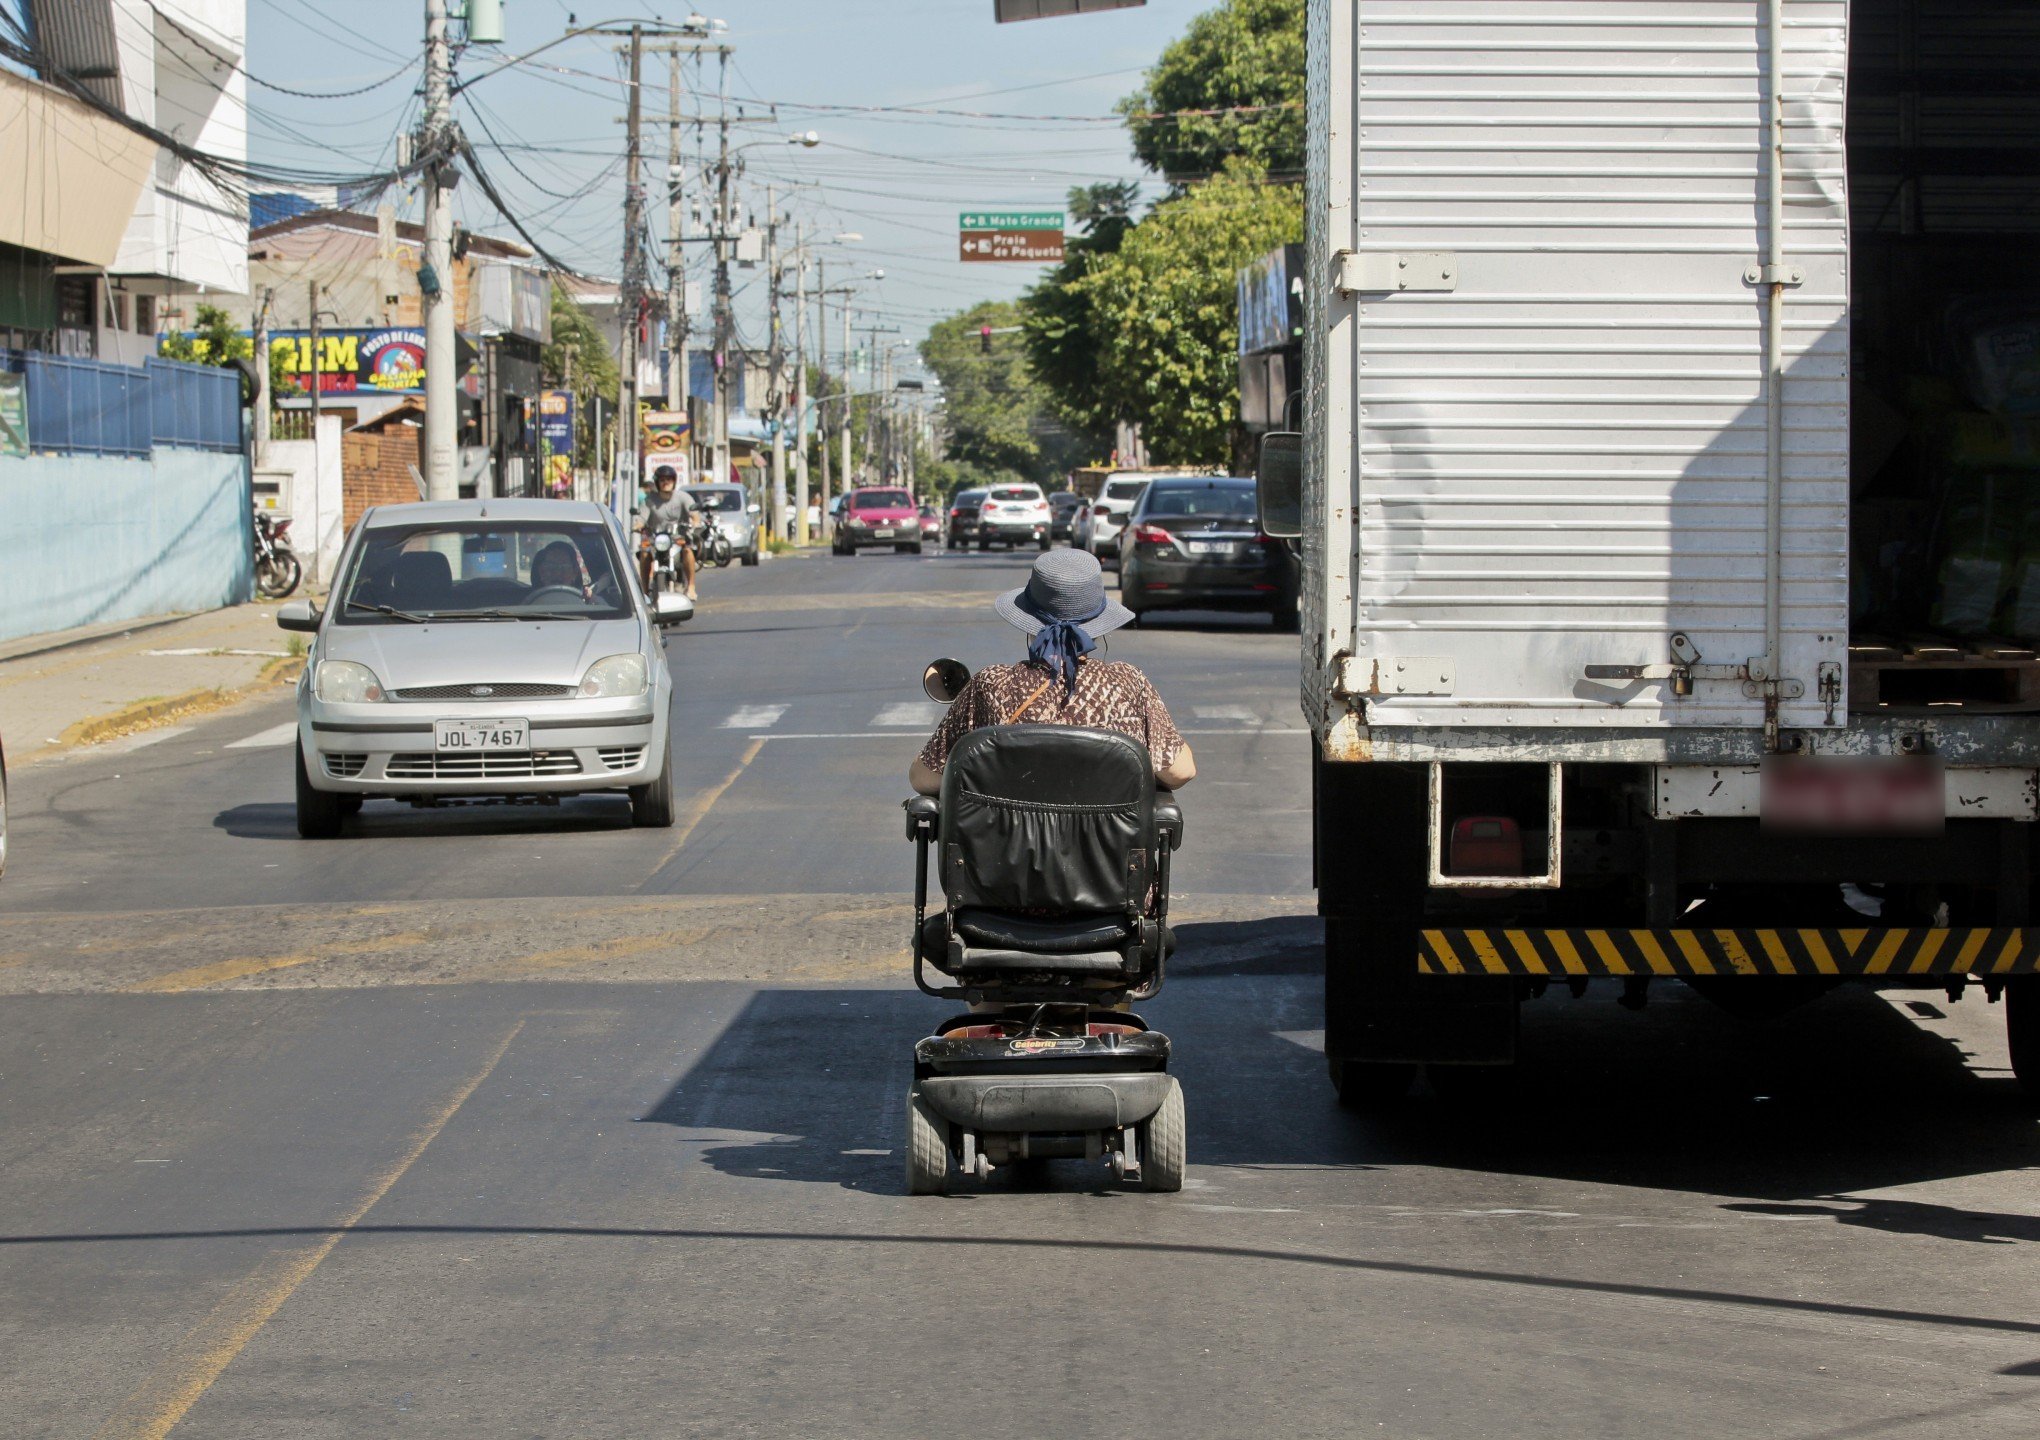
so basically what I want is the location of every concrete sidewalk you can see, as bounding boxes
[0,602,307,767]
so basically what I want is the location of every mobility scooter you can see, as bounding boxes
[902,658,1186,1194]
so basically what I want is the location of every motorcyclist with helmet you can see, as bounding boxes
[637,465,699,600]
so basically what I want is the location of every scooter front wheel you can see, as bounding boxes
[906,1088,950,1195]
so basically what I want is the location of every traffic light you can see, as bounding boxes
[980,325,992,354]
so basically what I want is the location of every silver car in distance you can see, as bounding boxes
[277,499,692,838]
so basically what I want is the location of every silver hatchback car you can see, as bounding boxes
[278,500,692,838]
[688,483,762,565]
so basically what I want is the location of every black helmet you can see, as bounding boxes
[653,465,678,484]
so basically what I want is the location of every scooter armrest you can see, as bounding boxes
[904,794,939,841]
[1154,795,1184,851]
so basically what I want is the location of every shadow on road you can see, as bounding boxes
[634,948,2040,1216]
[212,799,634,841]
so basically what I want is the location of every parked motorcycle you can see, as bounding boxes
[253,511,302,599]
[690,512,734,568]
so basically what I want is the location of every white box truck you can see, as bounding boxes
[1259,0,2040,1103]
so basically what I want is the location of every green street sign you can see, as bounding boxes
[960,210,1065,231]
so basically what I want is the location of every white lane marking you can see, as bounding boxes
[1193,705,1256,722]
[721,704,788,730]
[871,701,947,727]
[225,722,300,749]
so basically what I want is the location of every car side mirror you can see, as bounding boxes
[653,591,695,625]
[1255,431,1304,539]
[276,600,321,633]
[922,657,970,704]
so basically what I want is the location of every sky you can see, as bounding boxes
[241,0,1218,383]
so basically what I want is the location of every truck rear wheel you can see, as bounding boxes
[2009,978,2040,1105]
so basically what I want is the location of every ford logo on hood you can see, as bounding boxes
[470,685,494,697]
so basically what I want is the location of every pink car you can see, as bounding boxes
[833,487,924,555]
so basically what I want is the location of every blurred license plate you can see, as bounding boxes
[435,719,528,752]
[1187,541,1235,556]
[872,527,895,539]
[1761,758,1943,834]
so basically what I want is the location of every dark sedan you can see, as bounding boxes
[1048,491,1084,541]
[1117,476,1300,630]
[946,488,986,547]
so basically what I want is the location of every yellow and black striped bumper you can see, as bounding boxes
[1417,928,2040,979]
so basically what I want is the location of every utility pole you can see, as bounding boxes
[251,287,272,466]
[813,254,831,521]
[764,185,787,540]
[840,291,852,490]
[308,280,323,581]
[421,0,457,501]
[617,24,646,517]
[792,223,810,545]
[664,49,688,463]
[711,49,732,487]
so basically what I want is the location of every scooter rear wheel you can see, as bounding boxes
[906,1088,950,1195]
[1139,1077,1185,1192]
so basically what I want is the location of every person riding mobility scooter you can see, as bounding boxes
[899,549,1192,1195]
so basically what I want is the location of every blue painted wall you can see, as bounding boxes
[0,450,252,644]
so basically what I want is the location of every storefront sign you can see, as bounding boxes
[538,389,574,493]
[271,328,431,395]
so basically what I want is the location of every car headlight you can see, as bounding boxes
[314,659,384,703]
[579,653,648,699]
[844,516,866,529]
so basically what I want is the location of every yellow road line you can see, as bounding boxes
[90,1019,525,1440]
[123,933,433,994]
[645,737,765,880]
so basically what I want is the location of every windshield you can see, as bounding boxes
[853,489,913,509]
[336,521,632,624]
[989,487,1041,502]
[688,488,744,512]
[1104,480,1150,501]
[1142,485,1259,522]
[954,491,984,507]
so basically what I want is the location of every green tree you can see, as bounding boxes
[160,301,294,404]
[1069,161,1299,466]
[543,285,621,467]
[1117,0,1304,184]
[1020,182,1140,449]
[919,299,1082,485]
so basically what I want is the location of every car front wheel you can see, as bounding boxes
[630,734,676,827]
[295,746,344,839]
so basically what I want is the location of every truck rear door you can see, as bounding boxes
[1323,0,1849,729]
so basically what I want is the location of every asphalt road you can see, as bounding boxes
[2,547,2037,1439]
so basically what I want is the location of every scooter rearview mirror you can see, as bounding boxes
[923,657,970,705]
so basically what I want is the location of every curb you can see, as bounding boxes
[53,657,306,753]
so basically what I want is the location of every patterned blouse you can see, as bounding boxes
[917,659,1185,776]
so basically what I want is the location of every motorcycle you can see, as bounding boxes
[642,527,683,596]
[253,511,302,599]
[691,511,734,568]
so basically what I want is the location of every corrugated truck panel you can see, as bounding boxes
[1328,0,1850,728]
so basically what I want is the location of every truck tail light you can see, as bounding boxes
[1449,816,1524,877]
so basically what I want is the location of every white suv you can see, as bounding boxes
[972,484,1053,550]
[1075,475,1155,567]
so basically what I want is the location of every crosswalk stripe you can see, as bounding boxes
[721,704,788,730]
[872,701,948,727]
[1192,705,1256,722]
[225,722,299,749]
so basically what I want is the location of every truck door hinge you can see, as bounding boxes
[1334,250,1458,296]
[1817,662,1842,725]
[1743,263,1804,287]
[1583,632,1743,698]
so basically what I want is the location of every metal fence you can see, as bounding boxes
[146,357,240,453]
[0,349,241,458]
